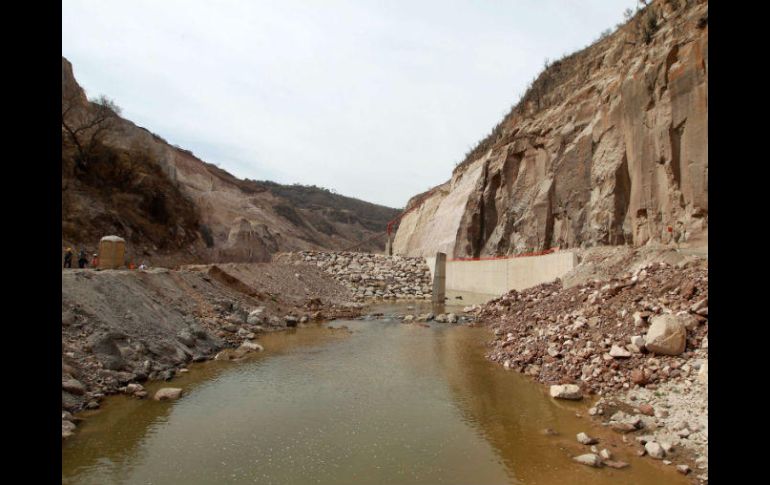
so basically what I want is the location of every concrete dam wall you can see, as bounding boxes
[426,251,578,297]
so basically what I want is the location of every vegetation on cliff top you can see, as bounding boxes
[454,0,689,173]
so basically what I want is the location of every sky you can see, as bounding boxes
[62,0,638,209]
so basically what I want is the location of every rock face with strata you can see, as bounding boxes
[394,0,707,258]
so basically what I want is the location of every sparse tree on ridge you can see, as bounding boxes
[61,92,122,171]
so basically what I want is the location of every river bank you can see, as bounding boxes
[62,245,707,483]
[62,262,365,438]
[63,304,689,485]
[471,246,708,483]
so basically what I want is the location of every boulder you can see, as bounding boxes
[609,345,631,358]
[549,384,582,400]
[675,312,700,330]
[126,383,145,395]
[577,432,598,445]
[631,368,650,385]
[645,315,687,355]
[698,361,708,385]
[690,298,707,313]
[177,330,196,347]
[227,313,245,325]
[612,422,639,434]
[153,388,183,401]
[573,454,602,467]
[247,307,265,324]
[62,420,76,433]
[630,335,646,349]
[239,341,264,352]
[62,378,86,396]
[189,324,208,339]
[62,420,76,439]
[645,441,665,459]
[638,404,655,416]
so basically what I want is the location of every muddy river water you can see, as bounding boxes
[62,302,688,485]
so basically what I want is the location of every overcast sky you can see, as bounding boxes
[62,0,637,208]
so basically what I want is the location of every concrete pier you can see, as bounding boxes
[385,235,393,256]
[431,252,446,303]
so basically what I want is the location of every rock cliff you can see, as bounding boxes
[62,58,400,264]
[394,0,707,258]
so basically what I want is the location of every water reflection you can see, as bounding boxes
[434,325,689,485]
[63,306,688,485]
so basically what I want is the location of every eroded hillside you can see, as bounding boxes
[62,59,400,265]
[394,0,707,258]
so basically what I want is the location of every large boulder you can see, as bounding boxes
[89,332,128,370]
[62,378,86,395]
[238,341,264,352]
[609,345,631,358]
[62,420,76,439]
[645,315,687,355]
[577,432,598,445]
[645,441,665,459]
[247,307,265,325]
[177,330,196,347]
[284,316,299,327]
[573,454,602,467]
[154,388,183,401]
[549,384,582,400]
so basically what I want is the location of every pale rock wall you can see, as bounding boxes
[394,0,707,258]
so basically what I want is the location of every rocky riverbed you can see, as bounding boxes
[61,263,362,439]
[275,250,433,301]
[471,254,708,483]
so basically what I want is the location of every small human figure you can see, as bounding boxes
[139,262,147,270]
[63,248,73,268]
[78,249,88,268]
[91,253,99,268]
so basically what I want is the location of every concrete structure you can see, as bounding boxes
[431,252,446,303]
[425,251,577,297]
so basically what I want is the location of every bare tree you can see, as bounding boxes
[61,92,122,170]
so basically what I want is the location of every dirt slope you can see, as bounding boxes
[61,263,361,417]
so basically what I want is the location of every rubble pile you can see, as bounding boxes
[477,260,708,395]
[280,251,433,301]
